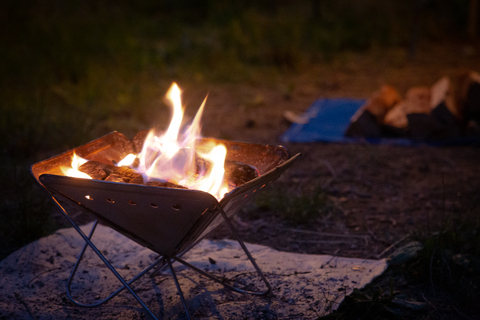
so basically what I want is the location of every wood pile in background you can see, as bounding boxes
[345,70,480,142]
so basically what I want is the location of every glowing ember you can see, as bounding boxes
[61,153,92,179]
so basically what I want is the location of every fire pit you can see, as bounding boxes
[30,84,300,319]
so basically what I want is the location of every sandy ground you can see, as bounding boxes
[0,222,386,319]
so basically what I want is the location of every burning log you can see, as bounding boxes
[145,181,188,189]
[135,130,259,187]
[79,160,188,189]
[77,157,257,191]
[132,130,149,154]
[225,160,259,187]
[195,156,259,188]
[78,161,143,183]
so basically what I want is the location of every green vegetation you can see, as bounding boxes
[253,185,332,223]
[322,210,480,319]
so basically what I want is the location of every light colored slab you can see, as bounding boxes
[0,222,387,319]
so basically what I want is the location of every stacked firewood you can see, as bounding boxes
[77,130,259,190]
[345,71,480,141]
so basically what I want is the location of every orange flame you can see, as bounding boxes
[125,82,229,199]
[61,153,92,179]
[61,83,230,199]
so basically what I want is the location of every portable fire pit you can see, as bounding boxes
[31,131,300,319]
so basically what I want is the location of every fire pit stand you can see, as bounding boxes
[31,131,300,320]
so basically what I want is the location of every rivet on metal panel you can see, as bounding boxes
[85,195,93,200]
[128,201,136,206]
[172,204,181,211]
[260,184,266,189]
[106,198,115,203]
[150,203,158,208]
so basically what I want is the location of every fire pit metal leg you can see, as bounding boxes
[166,258,192,320]
[217,205,272,295]
[66,219,164,308]
[51,196,160,320]
[50,193,272,319]
[171,205,272,296]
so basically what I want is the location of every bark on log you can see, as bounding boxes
[132,130,150,154]
[195,156,259,187]
[145,181,188,189]
[78,160,190,189]
[224,160,259,187]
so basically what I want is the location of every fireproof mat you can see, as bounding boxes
[0,222,387,319]
[280,98,480,145]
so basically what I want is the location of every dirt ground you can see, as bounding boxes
[37,42,479,319]
[36,43,480,261]
[187,43,480,261]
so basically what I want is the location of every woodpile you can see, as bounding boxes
[345,71,480,142]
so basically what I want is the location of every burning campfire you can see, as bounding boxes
[31,82,299,320]
[59,83,257,200]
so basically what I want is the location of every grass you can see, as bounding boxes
[321,205,480,319]
[238,171,480,319]
[252,184,333,224]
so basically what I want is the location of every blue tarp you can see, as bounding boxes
[280,98,479,146]
[281,99,366,143]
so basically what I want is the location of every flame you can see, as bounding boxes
[117,153,136,166]
[126,82,229,199]
[60,83,230,199]
[183,144,228,196]
[61,152,92,179]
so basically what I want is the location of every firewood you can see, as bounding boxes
[351,85,401,123]
[345,110,382,138]
[132,130,150,154]
[384,102,409,128]
[195,155,259,187]
[405,86,431,114]
[104,173,126,183]
[384,87,432,129]
[129,175,144,185]
[145,181,188,189]
[409,78,462,141]
[113,166,144,184]
[224,160,259,187]
[79,161,144,184]
[346,85,401,138]
[78,160,192,189]
[77,161,108,180]
[430,76,459,119]
[457,71,480,122]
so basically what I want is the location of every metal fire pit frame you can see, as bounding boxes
[31,131,300,320]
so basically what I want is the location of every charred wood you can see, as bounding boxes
[79,161,143,184]
[78,160,190,189]
[132,130,149,153]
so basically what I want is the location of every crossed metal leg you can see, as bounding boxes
[52,196,271,320]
